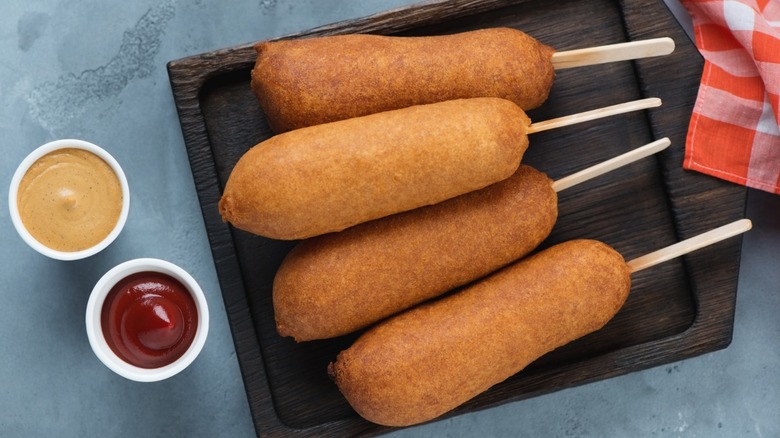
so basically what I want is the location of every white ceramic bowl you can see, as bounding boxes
[8,139,130,261]
[86,258,210,382]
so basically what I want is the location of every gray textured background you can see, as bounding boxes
[1,1,778,436]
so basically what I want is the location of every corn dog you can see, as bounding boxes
[328,239,631,427]
[274,165,557,341]
[219,97,529,240]
[252,28,554,132]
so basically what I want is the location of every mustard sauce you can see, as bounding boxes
[17,148,123,252]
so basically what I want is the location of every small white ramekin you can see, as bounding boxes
[8,139,130,261]
[86,258,210,382]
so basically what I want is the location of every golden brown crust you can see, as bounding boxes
[251,28,555,132]
[273,165,557,341]
[219,97,530,240]
[329,240,630,427]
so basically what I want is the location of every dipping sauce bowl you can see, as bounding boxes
[9,139,130,261]
[86,258,210,382]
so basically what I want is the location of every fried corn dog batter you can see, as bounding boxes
[251,28,555,132]
[329,239,631,427]
[219,98,530,240]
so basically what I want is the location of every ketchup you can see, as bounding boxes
[101,272,198,369]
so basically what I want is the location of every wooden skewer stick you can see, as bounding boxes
[551,37,676,70]
[551,138,671,192]
[627,219,752,273]
[528,98,662,134]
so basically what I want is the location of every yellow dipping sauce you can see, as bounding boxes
[16,148,123,252]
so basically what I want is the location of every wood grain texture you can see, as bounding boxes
[166,0,747,435]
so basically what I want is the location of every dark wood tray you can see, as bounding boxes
[167,0,747,435]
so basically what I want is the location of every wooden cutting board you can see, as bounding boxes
[167,0,747,435]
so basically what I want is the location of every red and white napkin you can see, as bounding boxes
[681,0,780,193]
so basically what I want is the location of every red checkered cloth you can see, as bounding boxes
[681,0,780,193]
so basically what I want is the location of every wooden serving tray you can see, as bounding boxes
[167,0,747,435]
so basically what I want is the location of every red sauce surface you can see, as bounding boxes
[101,272,198,369]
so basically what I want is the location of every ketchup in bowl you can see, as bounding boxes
[101,272,198,369]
